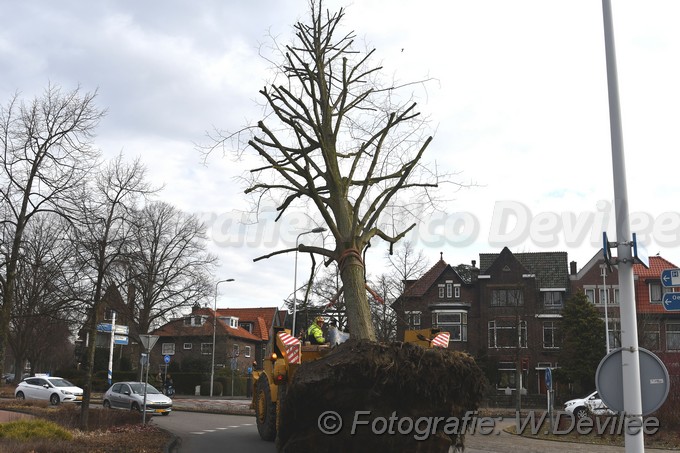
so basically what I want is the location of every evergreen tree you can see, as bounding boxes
[558,290,606,392]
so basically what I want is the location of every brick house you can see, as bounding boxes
[393,247,570,395]
[570,252,680,376]
[151,306,280,374]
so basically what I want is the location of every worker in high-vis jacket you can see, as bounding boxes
[307,316,326,345]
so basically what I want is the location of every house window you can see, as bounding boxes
[239,323,253,333]
[640,322,660,351]
[488,320,527,348]
[184,317,191,326]
[584,288,596,304]
[183,343,192,350]
[406,311,421,329]
[613,288,620,305]
[666,323,680,351]
[543,291,563,308]
[599,288,609,305]
[245,346,251,358]
[432,311,467,342]
[497,362,517,389]
[446,282,453,298]
[607,321,621,349]
[491,289,524,307]
[201,343,213,355]
[649,282,671,304]
[232,344,240,357]
[438,285,444,298]
[543,321,559,349]
[161,343,175,355]
[454,285,461,299]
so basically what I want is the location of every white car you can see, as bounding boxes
[102,381,172,415]
[564,391,614,419]
[15,376,83,405]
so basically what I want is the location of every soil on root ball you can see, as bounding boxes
[276,339,487,453]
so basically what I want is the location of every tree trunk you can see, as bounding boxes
[340,256,375,341]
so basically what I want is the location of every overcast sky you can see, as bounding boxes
[2,0,679,311]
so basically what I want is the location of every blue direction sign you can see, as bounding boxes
[662,293,680,311]
[164,355,171,364]
[661,269,680,287]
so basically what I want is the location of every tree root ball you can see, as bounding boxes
[276,339,487,453]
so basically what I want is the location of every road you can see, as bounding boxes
[153,412,275,453]
[154,412,672,453]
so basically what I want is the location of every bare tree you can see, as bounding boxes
[124,201,218,334]
[208,3,458,340]
[0,85,102,382]
[72,153,153,429]
[8,214,80,381]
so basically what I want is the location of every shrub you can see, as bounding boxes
[200,381,222,396]
[0,419,72,441]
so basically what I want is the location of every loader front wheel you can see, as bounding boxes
[255,374,277,441]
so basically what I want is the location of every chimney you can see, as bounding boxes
[570,261,577,275]
[471,260,480,283]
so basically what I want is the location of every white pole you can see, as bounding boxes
[601,1,644,451]
[211,278,234,397]
[601,265,611,353]
[107,311,116,386]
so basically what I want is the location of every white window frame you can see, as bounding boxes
[584,287,596,304]
[432,311,467,342]
[438,285,444,298]
[183,343,192,350]
[488,320,527,348]
[454,285,461,299]
[542,321,559,349]
[666,323,680,351]
[405,311,421,329]
[245,345,251,358]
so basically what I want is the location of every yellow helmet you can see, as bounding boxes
[315,316,325,324]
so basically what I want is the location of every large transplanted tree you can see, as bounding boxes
[210,2,457,340]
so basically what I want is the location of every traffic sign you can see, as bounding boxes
[662,293,680,311]
[114,335,129,345]
[97,323,129,335]
[164,355,171,364]
[661,268,680,287]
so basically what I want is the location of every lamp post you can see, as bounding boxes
[211,278,234,397]
[601,264,611,353]
[292,227,326,337]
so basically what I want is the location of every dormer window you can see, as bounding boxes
[220,316,239,329]
[184,316,205,326]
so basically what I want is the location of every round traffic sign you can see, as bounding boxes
[596,347,669,415]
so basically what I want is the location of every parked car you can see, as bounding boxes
[14,376,83,405]
[564,391,614,419]
[102,381,172,416]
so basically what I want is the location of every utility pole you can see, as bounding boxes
[602,1,644,451]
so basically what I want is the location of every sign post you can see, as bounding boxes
[138,334,159,425]
[545,368,553,433]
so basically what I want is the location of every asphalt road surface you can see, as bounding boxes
[153,411,275,453]
[154,413,671,453]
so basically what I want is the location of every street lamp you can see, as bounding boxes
[211,278,235,397]
[292,227,326,337]
[600,264,611,353]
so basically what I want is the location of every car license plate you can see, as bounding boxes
[76,396,82,401]
[155,409,166,413]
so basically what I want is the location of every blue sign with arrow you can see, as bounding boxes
[661,269,680,287]
[662,293,680,311]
